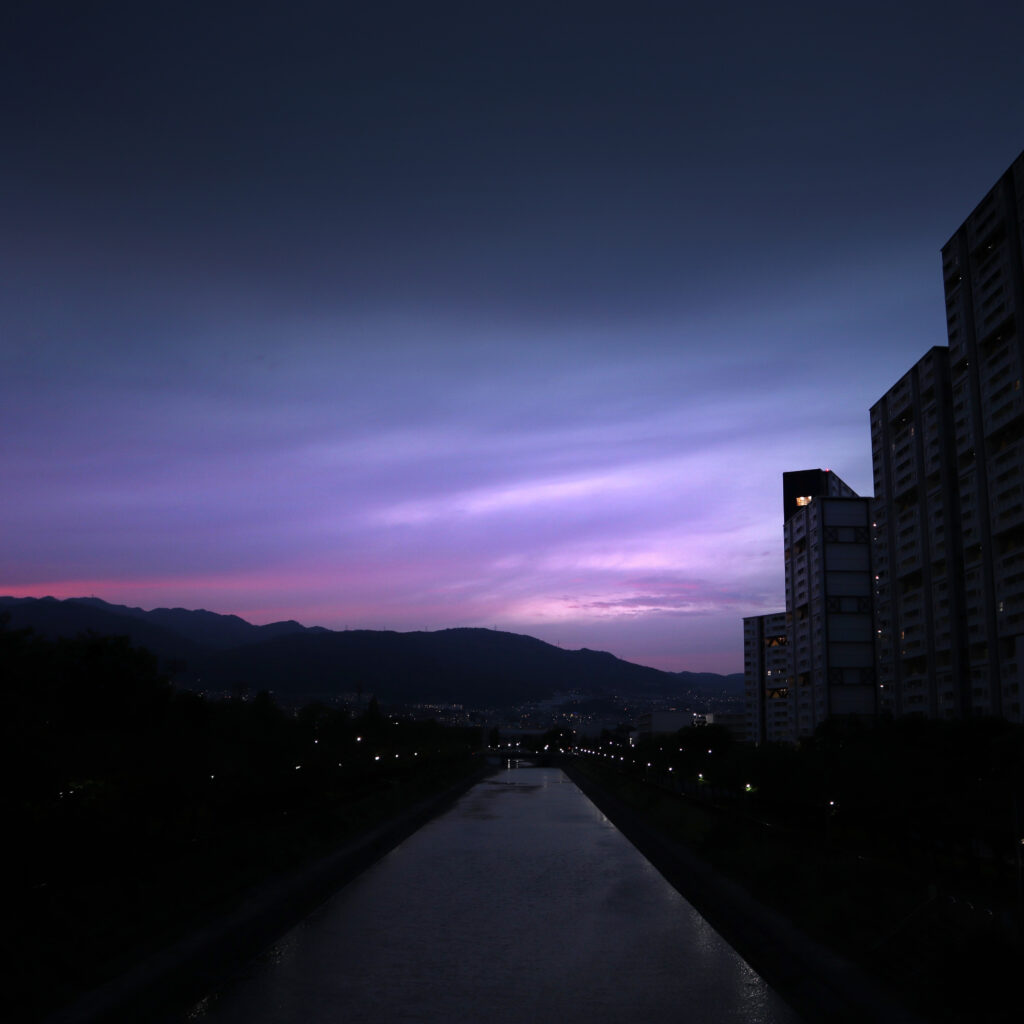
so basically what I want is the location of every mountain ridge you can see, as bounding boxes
[0,596,743,707]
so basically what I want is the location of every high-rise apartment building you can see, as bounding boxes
[783,470,876,737]
[939,151,1024,721]
[870,347,966,718]
[745,151,1024,739]
[743,470,875,744]
[869,151,1024,724]
[743,610,790,744]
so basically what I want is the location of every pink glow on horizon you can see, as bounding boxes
[3,571,753,672]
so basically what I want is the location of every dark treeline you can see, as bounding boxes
[2,620,480,1021]
[597,716,1024,872]
[580,717,1024,1023]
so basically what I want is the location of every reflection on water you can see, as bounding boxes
[185,767,800,1023]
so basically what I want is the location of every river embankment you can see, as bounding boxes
[42,764,491,1024]
[561,760,927,1024]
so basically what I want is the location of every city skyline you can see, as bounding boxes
[3,3,1024,672]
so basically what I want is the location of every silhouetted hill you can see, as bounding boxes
[673,670,744,696]
[0,596,210,665]
[0,597,742,707]
[70,597,320,650]
[0,596,320,660]
[195,627,690,705]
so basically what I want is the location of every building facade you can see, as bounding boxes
[743,610,791,744]
[870,346,967,718]
[744,471,876,745]
[940,151,1024,720]
[868,151,1024,724]
[783,470,876,737]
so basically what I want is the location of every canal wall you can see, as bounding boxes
[562,762,928,1024]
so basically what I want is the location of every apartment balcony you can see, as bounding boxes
[923,448,946,477]
[920,355,941,391]
[980,337,1015,379]
[994,551,1024,585]
[970,238,1005,284]
[971,693,994,716]
[978,302,1011,340]
[966,195,1000,243]
[897,520,921,552]
[954,419,975,454]
[900,638,928,659]
[899,621,927,657]
[896,540,922,575]
[922,392,941,419]
[901,670,927,695]
[886,377,913,417]
[902,694,930,712]
[982,390,1024,437]
[893,464,918,496]
[967,620,988,643]
[998,614,1024,638]
[942,243,960,276]
[996,590,1024,626]
[991,470,1024,526]
[992,503,1024,536]
[972,250,1006,292]
[949,331,967,365]
[989,441,1024,481]
[893,434,914,461]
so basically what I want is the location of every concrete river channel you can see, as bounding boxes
[181,764,801,1024]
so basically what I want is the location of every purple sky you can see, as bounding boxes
[3,3,1024,672]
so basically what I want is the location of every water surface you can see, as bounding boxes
[186,766,800,1023]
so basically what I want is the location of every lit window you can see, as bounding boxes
[796,496,812,507]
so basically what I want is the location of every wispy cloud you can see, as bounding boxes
[4,3,1014,672]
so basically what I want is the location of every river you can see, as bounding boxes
[182,765,801,1023]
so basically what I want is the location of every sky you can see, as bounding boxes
[2,2,1024,673]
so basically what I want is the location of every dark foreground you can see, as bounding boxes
[561,762,924,1024]
[41,765,489,1024]
[36,753,1000,1024]
[563,756,1021,1024]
